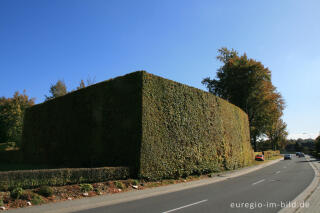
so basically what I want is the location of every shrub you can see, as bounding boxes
[10,187,23,199]
[80,184,93,192]
[19,191,45,204]
[0,197,3,206]
[131,179,139,186]
[20,191,35,200]
[94,188,101,194]
[38,186,53,197]
[31,193,44,205]
[114,181,124,189]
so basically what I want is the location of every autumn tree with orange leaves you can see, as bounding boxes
[202,48,286,151]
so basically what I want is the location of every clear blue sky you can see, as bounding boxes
[1,0,319,139]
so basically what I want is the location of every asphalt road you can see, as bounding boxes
[75,156,314,213]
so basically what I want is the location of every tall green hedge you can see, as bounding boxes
[22,71,253,180]
[22,72,143,173]
[139,73,254,179]
[0,150,23,164]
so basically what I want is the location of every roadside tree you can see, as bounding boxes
[0,91,35,146]
[202,48,286,151]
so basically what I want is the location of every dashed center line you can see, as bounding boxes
[162,199,208,213]
[252,179,265,185]
[275,171,281,174]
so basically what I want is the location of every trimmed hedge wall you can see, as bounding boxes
[22,72,143,173]
[0,167,129,190]
[139,73,254,179]
[0,150,23,164]
[21,71,254,180]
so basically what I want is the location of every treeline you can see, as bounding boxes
[284,138,319,154]
[0,78,96,145]
[255,136,320,154]
[203,48,287,151]
[316,136,320,155]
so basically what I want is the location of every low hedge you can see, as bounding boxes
[263,150,280,160]
[274,150,280,155]
[0,166,129,191]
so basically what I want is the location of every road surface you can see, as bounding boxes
[75,156,314,213]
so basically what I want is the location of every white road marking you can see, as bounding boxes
[283,166,287,168]
[162,199,208,213]
[252,179,266,186]
[275,171,280,174]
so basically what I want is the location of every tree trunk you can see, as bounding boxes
[253,135,257,152]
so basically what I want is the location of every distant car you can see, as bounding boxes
[298,153,305,157]
[284,154,292,160]
[296,152,301,156]
[255,155,264,161]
